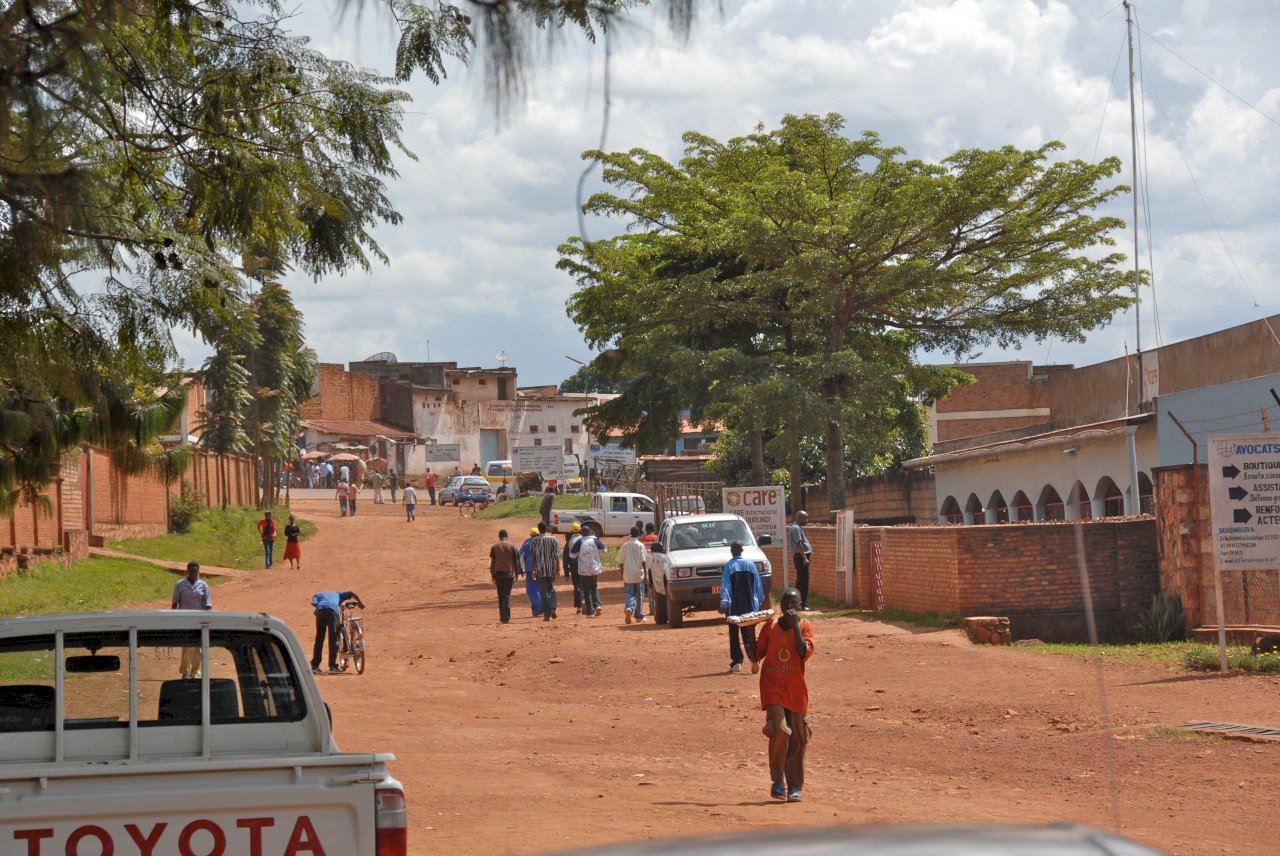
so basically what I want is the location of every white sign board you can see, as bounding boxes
[513,446,566,480]
[423,444,460,463]
[721,485,787,543]
[1207,433,1280,570]
[588,444,636,467]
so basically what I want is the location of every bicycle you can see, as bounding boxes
[335,600,366,675]
[458,494,493,517]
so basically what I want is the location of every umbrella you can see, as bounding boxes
[328,452,361,463]
[300,450,328,460]
[366,456,388,471]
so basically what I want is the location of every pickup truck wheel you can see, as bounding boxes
[666,588,683,627]
[652,587,669,624]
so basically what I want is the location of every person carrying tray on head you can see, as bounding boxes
[719,540,765,675]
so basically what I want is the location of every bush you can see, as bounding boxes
[1185,647,1280,674]
[1134,592,1187,643]
[169,485,207,534]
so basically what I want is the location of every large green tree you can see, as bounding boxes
[3,0,666,504]
[560,113,1136,509]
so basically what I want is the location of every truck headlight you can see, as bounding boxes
[676,567,692,579]
[761,560,772,574]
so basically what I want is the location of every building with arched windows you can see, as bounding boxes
[908,314,1280,525]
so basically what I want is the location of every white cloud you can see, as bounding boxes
[173,1,1280,386]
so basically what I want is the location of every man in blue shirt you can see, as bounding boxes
[788,510,813,611]
[172,561,211,679]
[719,541,765,674]
[311,589,364,674]
[519,526,542,618]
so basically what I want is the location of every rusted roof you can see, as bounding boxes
[300,419,415,439]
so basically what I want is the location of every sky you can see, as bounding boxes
[173,0,1280,387]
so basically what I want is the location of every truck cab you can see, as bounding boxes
[550,492,655,537]
[0,611,406,855]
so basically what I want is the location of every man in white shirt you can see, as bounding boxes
[572,530,607,617]
[618,526,649,624]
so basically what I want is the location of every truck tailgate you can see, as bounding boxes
[0,756,388,856]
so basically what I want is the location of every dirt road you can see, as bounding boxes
[194,497,1279,855]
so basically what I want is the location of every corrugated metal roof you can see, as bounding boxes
[300,419,415,438]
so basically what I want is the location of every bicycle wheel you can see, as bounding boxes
[459,500,476,518]
[335,624,349,672]
[352,628,366,675]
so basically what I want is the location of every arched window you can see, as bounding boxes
[1068,481,1092,520]
[1138,472,1154,515]
[940,496,964,525]
[1038,485,1065,521]
[988,490,1009,523]
[1012,491,1033,522]
[965,494,984,525]
[1094,476,1124,517]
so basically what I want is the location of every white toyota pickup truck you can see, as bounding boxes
[0,611,405,856]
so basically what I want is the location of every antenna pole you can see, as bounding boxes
[1125,1,1145,408]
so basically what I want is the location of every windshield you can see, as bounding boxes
[669,519,752,551]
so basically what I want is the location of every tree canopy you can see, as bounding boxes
[2,0,672,504]
[560,113,1136,508]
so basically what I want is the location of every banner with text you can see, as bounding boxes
[1207,433,1280,570]
[514,446,566,481]
[721,485,786,543]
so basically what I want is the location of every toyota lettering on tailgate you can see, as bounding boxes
[12,815,331,856]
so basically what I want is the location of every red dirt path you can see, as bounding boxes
[186,498,1280,855]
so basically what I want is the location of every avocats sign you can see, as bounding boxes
[722,485,786,542]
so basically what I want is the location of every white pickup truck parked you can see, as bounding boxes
[0,611,406,856]
[550,492,656,537]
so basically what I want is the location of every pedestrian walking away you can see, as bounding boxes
[257,510,278,569]
[425,469,438,505]
[336,479,350,517]
[563,523,583,612]
[519,527,543,617]
[489,529,521,623]
[788,510,813,610]
[311,589,365,674]
[571,528,607,617]
[756,587,814,803]
[639,522,658,548]
[402,483,417,521]
[539,486,555,529]
[618,526,648,624]
[531,522,562,621]
[171,561,211,679]
[347,480,359,517]
[283,514,302,570]
[388,470,399,504]
[370,469,385,504]
[720,540,765,674]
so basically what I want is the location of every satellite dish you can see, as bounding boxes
[363,351,398,363]
[496,351,510,366]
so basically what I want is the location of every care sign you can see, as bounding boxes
[1207,433,1280,569]
[721,485,786,542]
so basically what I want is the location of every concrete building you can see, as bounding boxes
[301,356,606,477]
[908,313,1280,524]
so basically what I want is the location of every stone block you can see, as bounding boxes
[963,616,1012,645]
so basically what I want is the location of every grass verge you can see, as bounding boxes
[0,556,187,617]
[111,505,314,570]
[478,494,591,520]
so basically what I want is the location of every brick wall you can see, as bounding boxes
[801,470,937,524]
[299,363,380,421]
[934,362,1055,442]
[763,518,1159,643]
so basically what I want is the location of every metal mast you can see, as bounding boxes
[1125,1,1144,409]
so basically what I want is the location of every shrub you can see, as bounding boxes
[169,485,207,534]
[1184,647,1280,674]
[1134,592,1187,643]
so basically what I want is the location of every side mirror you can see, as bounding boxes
[65,655,121,673]
[758,534,772,546]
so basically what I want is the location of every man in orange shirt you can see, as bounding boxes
[755,587,814,802]
[256,510,278,569]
